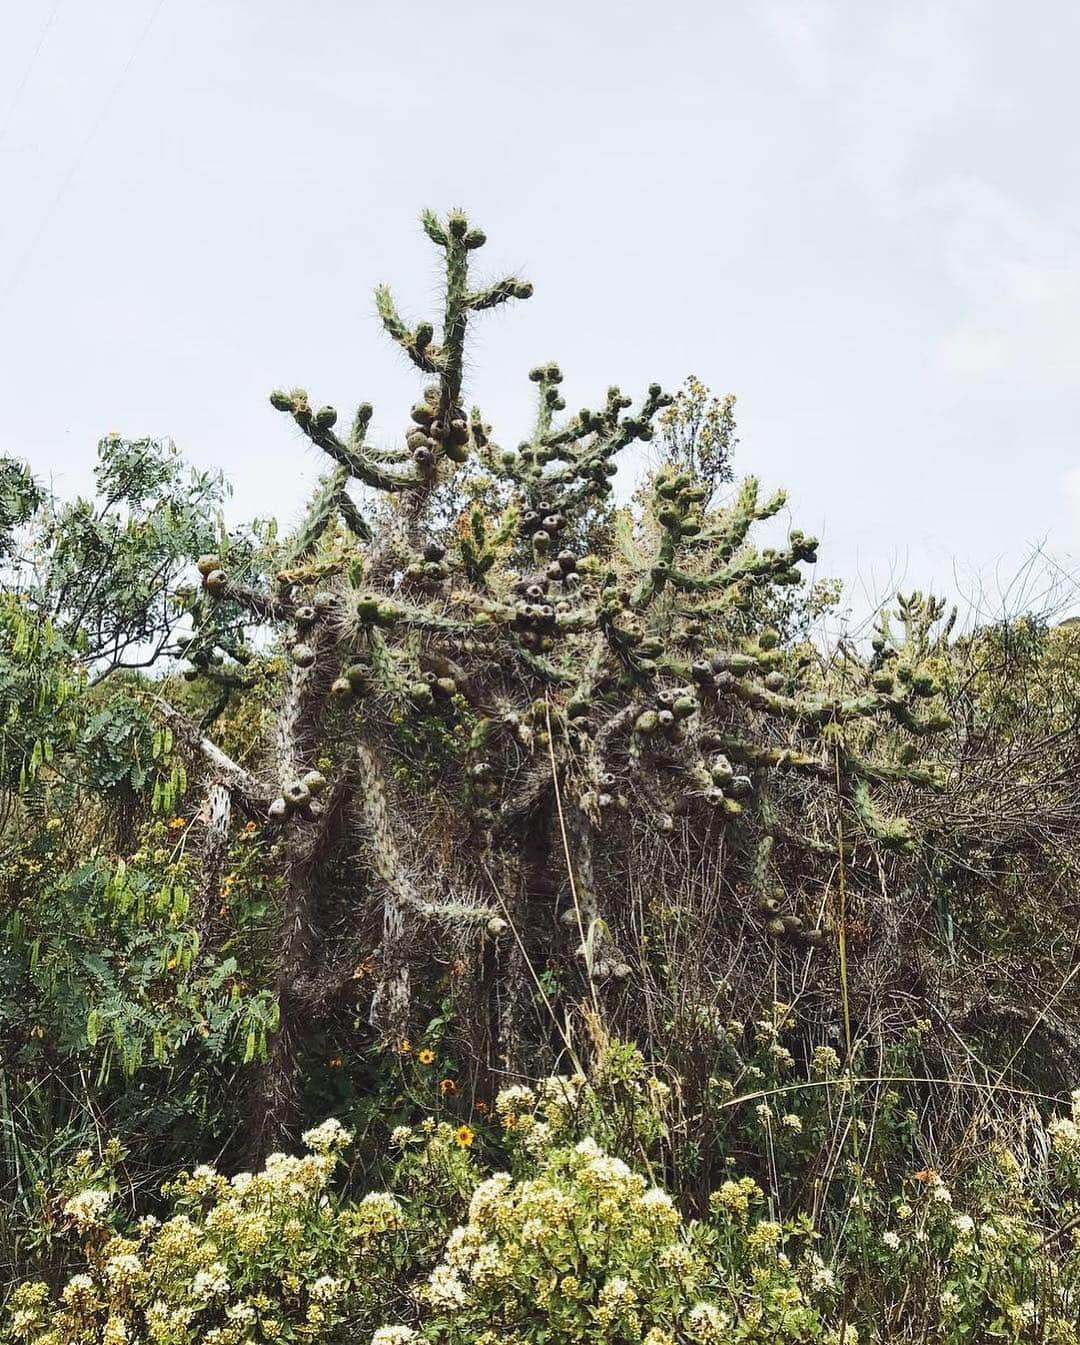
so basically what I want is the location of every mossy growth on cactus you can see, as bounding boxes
[157,209,953,1157]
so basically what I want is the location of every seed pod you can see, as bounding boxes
[557,550,577,572]
[532,529,551,555]
[284,780,311,809]
[302,769,327,795]
[656,709,675,731]
[313,591,336,613]
[435,677,457,699]
[486,916,508,936]
[269,797,289,821]
[406,428,430,450]
[204,569,228,596]
[294,605,317,628]
[413,446,434,468]
[331,676,352,698]
[546,562,564,583]
[411,402,435,426]
[183,667,199,682]
[658,813,675,833]
[781,915,803,934]
[766,917,787,939]
[291,643,316,668]
[728,775,753,799]
[196,553,220,577]
[764,671,785,691]
[423,541,446,562]
[757,897,782,915]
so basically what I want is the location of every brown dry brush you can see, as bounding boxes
[150,209,1030,1161]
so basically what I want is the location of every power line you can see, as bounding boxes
[0,0,168,314]
[0,0,63,152]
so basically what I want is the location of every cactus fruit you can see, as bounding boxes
[268,797,288,821]
[204,569,228,596]
[197,553,220,576]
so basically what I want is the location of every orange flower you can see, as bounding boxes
[440,1078,458,1096]
[418,1048,435,1066]
[454,1125,474,1148]
[244,820,257,834]
[328,1055,343,1068]
[474,1099,488,1115]
[911,1168,938,1183]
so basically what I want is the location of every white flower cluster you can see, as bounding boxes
[63,1187,112,1232]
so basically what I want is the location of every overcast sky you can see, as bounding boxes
[2,1,1079,621]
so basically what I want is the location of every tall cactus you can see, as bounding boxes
[160,211,950,1155]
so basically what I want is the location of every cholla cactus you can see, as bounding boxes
[158,210,950,1154]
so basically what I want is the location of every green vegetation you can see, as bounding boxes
[1,212,1080,1342]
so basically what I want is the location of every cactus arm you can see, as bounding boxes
[375,285,444,374]
[467,276,534,310]
[150,695,269,813]
[336,488,373,542]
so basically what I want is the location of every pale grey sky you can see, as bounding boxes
[3,1,1079,619]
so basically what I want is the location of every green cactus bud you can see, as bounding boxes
[673,695,697,719]
[634,710,659,735]
[269,390,293,411]
[314,406,337,429]
[463,228,487,249]
[409,682,435,709]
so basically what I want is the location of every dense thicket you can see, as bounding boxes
[2,213,1080,1342]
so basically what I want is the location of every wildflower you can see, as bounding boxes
[64,1188,112,1231]
[781,1113,803,1133]
[930,1181,952,1204]
[952,1214,975,1239]
[882,1231,900,1251]
[244,820,257,833]
[896,1202,913,1220]
[390,1125,414,1149]
[440,1078,458,1095]
[418,1047,435,1065]
[302,1117,353,1155]
[687,1302,729,1344]
[372,1330,417,1345]
[328,1055,343,1068]
[167,817,186,830]
[812,1045,841,1075]
[747,1219,784,1254]
[310,1276,344,1303]
[398,1038,412,1054]
[454,1124,475,1148]
[426,1264,467,1308]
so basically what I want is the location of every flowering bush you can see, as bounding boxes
[4,1119,409,1345]
[8,1070,1080,1345]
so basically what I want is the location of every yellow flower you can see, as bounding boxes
[398,1038,412,1054]
[418,1048,435,1066]
[454,1125,474,1148]
[167,817,186,831]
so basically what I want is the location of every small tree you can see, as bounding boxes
[158,210,950,1156]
